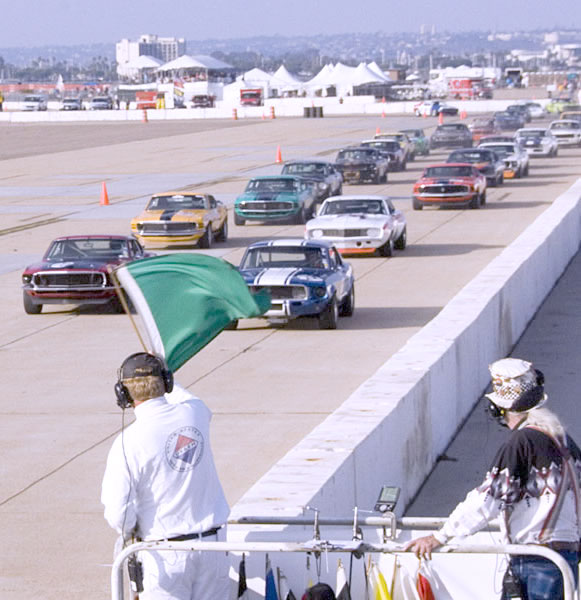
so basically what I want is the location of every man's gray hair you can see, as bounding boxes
[522,406,565,441]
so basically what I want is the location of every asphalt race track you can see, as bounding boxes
[1,114,580,599]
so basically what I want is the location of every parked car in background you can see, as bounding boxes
[335,146,389,184]
[281,160,343,202]
[305,195,407,257]
[23,95,48,111]
[429,123,473,149]
[21,235,153,314]
[413,100,458,116]
[447,148,505,187]
[549,119,581,146]
[131,192,228,248]
[494,111,525,131]
[399,128,430,156]
[60,97,83,111]
[514,128,559,157]
[412,164,487,210]
[360,139,405,171]
[191,94,215,108]
[234,175,318,225]
[236,238,355,329]
[478,142,530,179]
[90,96,114,110]
[468,117,499,142]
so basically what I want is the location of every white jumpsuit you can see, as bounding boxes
[101,386,230,599]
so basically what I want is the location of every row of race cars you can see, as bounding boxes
[21,107,578,330]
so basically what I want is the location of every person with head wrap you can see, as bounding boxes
[406,358,581,600]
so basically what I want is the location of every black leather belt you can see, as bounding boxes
[545,541,580,552]
[167,527,221,541]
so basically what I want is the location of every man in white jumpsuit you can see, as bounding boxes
[101,352,230,599]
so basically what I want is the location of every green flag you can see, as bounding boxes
[115,253,270,371]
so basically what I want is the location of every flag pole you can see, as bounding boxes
[109,266,148,351]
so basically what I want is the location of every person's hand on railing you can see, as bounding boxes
[404,534,442,560]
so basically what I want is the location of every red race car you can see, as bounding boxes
[412,163,487,210]
[21,235,153,314]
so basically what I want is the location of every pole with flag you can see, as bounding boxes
[238,554,249,599]
[336,559,352,600]
[265,554,279,600]
[114,253,270,372]
[278,566,297,600]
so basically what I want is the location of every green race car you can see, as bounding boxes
[234,175,318,225]
[399,128,430,156]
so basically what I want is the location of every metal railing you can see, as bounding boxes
[111,515,576,600]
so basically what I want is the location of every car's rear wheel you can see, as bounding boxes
[234,212,245,226]
[401,160,407,171]
[394,226,407,250]
[23,292,42,314]
[318,296,339,329]
[523,164,529,176]
[412,198,423,211]
[199,225,213,249]
[480,190,487,205]
[339,285,355,317]
[216,218,228,242]
[378,237,394,257]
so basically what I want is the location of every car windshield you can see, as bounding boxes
[362,141,399,151]
[471,119,492,127]
[448,150,492,163]
[25,96,41,102]
[283,163,326,175]
[425,166,473,177]
[337,149,374,160]
[241,246,329,269]
[400,130,420,137]
[517,130,545,138]
[321,200,386,215]
[551,121,580,130]
[438,125,467,131]
[147,194,206,210]
[46,238,130,260]
[246,178,296,192]
[482,144,515,155]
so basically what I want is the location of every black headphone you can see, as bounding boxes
[114,353,174,409]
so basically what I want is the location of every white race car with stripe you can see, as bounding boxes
[304,195,407,256]
[236,239,355,329]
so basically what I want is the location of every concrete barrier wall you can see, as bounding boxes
[0,97,553,122]
[228,179,581,595]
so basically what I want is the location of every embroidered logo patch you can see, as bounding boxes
[165,426,204,471]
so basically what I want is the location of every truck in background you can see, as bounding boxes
[240,88,263,106]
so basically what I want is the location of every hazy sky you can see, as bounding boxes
[3,0,581,48]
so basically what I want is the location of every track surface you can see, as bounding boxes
[0,114,580,599]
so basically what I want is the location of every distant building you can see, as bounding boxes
[116,34,186,78]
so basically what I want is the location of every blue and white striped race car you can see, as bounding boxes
[236,239,355,329]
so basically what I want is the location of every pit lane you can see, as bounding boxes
[0,114,579,599]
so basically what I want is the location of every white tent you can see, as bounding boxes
[128,55,163,69]
[305,64,336,88]
[271,65,301,86]
[352,62,388,85]
[158,55,206,71]
[238,67,272,84]
[367,62,392,83]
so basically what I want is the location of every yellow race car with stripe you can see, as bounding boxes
[131,192,228,248]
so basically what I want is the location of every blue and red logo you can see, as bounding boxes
[165,426,204,471]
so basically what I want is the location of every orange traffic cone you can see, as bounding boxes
[460,110,467,120]
[381,109,386,118]
[275,145,282,163]
[376,126,381,135]
[438,111,444,125]
[100,182,109,206]
[141,109,148,123]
